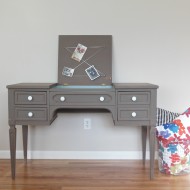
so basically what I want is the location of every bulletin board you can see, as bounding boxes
[58,35,112,86]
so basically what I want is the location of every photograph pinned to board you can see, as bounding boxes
[85,65,100,80]
[71,43,87,62]
[62,66,75,77]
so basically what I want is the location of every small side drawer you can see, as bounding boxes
[15,91,47,105]
[118,92,150,105]
[118,107,149,121]
[15,108,47,121]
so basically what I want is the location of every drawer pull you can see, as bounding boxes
[28,112,33,117]
[60,96,65,102]
[99,96,105,102]
[28,96,33,101]
[132,112,137,117]
[132,96,137,101]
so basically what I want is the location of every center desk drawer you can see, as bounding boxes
[15,108,47,121]
[50,92,115,106]
[15,91,47,105]
[118,92,150,105]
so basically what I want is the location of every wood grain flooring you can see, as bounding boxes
[0,159,190,190]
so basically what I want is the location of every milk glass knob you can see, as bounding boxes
[132,112,137,117]
[60,96,65,102]
[132,96,137,101]
[28,96,33,101]
[100,96,105,101]
[28,112,33,117]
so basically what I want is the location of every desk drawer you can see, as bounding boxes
[50,92,115,106]
[118,107,149,121]
[118,92,150,105]
[15,91,47,105]
[15,108,47,121]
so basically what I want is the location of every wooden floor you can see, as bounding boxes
[0,159,190,190]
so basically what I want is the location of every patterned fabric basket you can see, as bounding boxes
[156,107,190,175]
[157,138,190,175]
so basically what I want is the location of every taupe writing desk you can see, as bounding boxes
[7,83,158,179]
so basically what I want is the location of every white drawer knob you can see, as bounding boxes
[132,112,137,117]
[100,96,105,101]
[132,96,137,101]
[60,96,65,102]
[28,112,33,117]
[28,96,33,101]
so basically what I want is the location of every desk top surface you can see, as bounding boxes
[7,83,159,89]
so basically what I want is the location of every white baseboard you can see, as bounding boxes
[0,150,157,160]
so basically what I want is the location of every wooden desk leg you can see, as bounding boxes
[9,125,16,180]
[142,126,147,165]
[149,126,156,180]
[22,125,28,163]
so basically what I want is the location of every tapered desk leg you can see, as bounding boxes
[9,125,16,180]
[142,126,147,165]
[149,126,156,180]
[22,125,28,163]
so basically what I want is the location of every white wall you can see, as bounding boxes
[1,0,190,159]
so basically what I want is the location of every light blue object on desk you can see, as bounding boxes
[54,85,113,89]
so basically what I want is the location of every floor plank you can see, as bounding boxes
[0,159,190,190]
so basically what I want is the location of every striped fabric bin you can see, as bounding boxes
[157,108,180,126]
